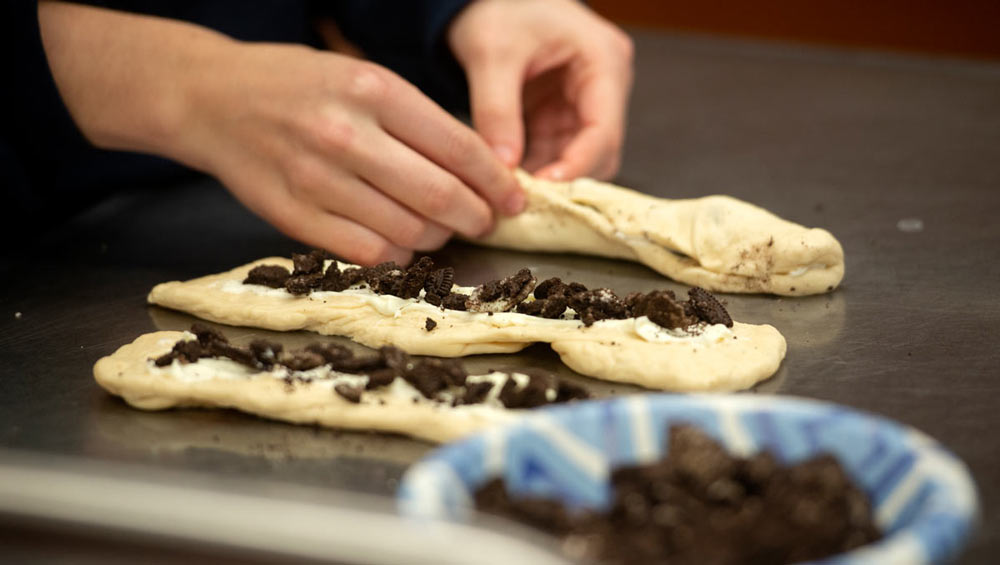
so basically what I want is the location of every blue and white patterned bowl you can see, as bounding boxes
[399,395,978,564]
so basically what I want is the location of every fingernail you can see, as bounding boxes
[505,190,526,215]
[546,167,566,181]
[492,144,515,166]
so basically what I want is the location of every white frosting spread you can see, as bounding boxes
[787,263,828,277]
[626,317,734,344]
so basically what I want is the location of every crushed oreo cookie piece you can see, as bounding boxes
[154,339,203,366]
[249,340,283,369]
[423,267,455,305]
[243,265,291,289]
[319,262,349,292]
[627,290,698,330]
[569,288,629,326]
[467,268,537,313]
[497,372,557,409]
[460,381,495,405]
[534,277,587,300]
[334,383,362,403]
[688,287,734,327]
[292,250,325,275]
[517,294,570,319]
[285,272,324,295]
[340,266,366,287]
[475,425,881,565]
[398,256,434,299]
[404,362,449,399]
[365,262,408,297]
[441,292,468,311]
[422,358,468,387]
[281,351,326,372]
[425,317,437,331]
[364,367,395,389]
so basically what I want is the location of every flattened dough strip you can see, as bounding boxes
[94,331,519,444]
[148,258,787,392]
[472,171,844,296]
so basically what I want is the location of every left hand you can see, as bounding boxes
[448,0,634,181]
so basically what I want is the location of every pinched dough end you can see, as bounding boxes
[474,172,845,296]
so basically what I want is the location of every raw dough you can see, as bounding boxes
[472,171,844,296]
[94,331,520,444]
[148,258,787,391]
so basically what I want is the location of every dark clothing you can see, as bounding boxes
[0,1,471,231]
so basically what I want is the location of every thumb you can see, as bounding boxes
[465,60,525,168]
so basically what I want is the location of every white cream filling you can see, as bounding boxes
[625,317,734,344]
[221,262,732,343]
[786,263,828,277]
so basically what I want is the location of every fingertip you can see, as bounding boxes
[536,164,568,181]
[491,144,518,168]
[388,248,414,267]
[504,189,526,216]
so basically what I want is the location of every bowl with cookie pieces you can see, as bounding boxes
[398,394,978,564]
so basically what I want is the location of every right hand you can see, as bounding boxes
[40,3,523,265]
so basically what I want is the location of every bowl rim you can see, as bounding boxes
[399,393,980,565]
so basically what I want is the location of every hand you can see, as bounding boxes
[39,2,524,266]
[448,0,634,181]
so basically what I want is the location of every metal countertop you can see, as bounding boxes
[2,30,999,563]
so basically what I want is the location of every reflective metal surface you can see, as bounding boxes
[1,30,998,562]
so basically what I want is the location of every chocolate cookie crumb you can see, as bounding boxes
[249,340,283,369]
[441,292,468,311]
[497,373,556,409]
[533,277,564,299]
[423,267,455,305]
[460,381,494,405]
[281,351,326,372]
[334,383,362,403]
[425,317,437,331]
[366,368,397,389]
[319,262,349,292]
[291,251,325,275]
[285,272,323,295]
[467,268,537,313]
[569,288,628,326]
[628,290,697,329]
[688,287,733,327]
[340,267,366,287]
[243,265,291,288]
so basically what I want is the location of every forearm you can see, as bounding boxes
[37,1,233,159]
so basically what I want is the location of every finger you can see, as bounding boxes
[368,70,524,215]
[465,58,525,168]
[522,103,577,173]
[274,195,413,267]
[350,130,497,238]
[536,75,627,180]
[283,156,452,251]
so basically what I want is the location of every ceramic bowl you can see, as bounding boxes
[399,394,978,564]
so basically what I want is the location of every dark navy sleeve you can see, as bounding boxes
[0,0,92,224]
[0,1,205,231]
[321,0,474,112]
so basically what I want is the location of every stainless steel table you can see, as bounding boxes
[2,30,998,563]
